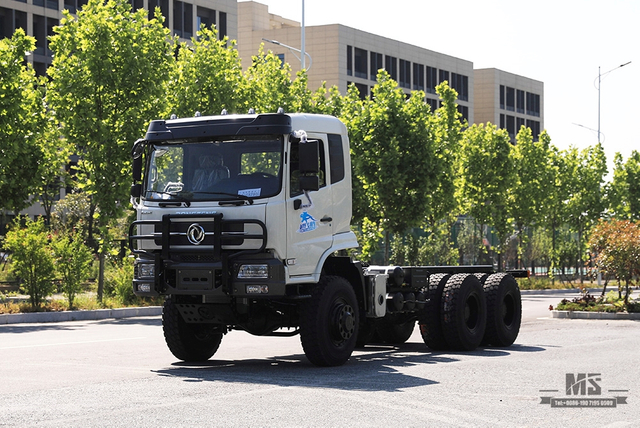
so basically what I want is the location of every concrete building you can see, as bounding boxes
[474,68,544,141]
[0,0,237,76]
[237,1,473,123]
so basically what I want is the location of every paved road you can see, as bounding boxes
[1,292,638,427]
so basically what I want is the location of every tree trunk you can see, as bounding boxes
[98,252,105,303]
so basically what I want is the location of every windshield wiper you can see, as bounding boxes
[192,191,254,205]
[145,191,192,207]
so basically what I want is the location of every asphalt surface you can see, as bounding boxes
[0,289,638,427]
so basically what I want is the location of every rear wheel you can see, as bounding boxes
[162,298,223,362]
[300,276,359,366]
[441,274,487,351]
[482,273,522,347]
[419,273,450,351]
[376,319,416,344]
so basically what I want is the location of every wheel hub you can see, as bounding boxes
[331,302,355,342]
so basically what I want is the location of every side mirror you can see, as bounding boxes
[131,183,142,198]
[132,156,142,182]
[299,175,319,192]
[298,140,319,174]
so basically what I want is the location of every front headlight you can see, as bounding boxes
[237,264,269,279]
[137,263,155,278]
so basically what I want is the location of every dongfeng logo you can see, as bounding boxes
[186,223,206,245]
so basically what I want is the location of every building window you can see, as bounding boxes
[526,120,540,140]
[506,115,515,140]
[218,11,227,40]
[451,73,468,101]
[399,59,411,89]
[500,85,505,110]
[426,66,437,94]
[426,98,438,112]
[346,45,352,76]
[149,0,170,28]
[506,86,515,112]
[413,63,424,91]
[516,117,525,133]
[517,89,525,114]
[457,105,469,123]
[1,8,27,39]
[526,92,540,117]
[385,55,397,81]
[173,1,193,39]
[130,0,144,12]
[500,113,505,129]
[349,81,368,100]
[439,69,449,84]
[197,6,215,31]
[354,47,367,79]
[370,51,382,81]
[46,0,58,10]
[34,61,47,77]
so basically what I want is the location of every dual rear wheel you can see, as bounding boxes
[419,273,521,351]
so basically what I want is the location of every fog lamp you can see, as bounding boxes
[237,264,269,279]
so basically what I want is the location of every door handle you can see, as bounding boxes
[320,216,333,223]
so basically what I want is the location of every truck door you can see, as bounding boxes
[285,134,334,278]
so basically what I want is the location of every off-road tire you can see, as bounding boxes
[162,298,223,362]
[299,276,359,366]
[441,273,487,351]
[418,273,451,351]
[376,319,415,344]
[482,273,521,347]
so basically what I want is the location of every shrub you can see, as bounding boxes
[3,217,56,310]
[51,231,94,309]
[104,257,135,305]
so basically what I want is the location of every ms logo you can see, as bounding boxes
[566,373,602,396]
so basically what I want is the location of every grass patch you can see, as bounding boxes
[554,290,639,313]
[0,291,163,314]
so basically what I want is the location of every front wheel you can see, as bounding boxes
[299,276,359,366]
[162,298,223,362]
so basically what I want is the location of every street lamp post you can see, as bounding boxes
[596,61,631,144]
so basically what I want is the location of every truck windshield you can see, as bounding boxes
[144,135,283,202]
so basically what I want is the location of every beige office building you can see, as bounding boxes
[474,68,544,141]
[0,0,237,76]
[237,1,474,123]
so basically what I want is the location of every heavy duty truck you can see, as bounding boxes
[129,111,525,367]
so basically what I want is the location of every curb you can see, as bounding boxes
[551,310,640,320]
[0,306,162,325]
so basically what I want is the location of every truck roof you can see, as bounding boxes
[144,112,346,142]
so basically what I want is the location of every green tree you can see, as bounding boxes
[241,46,296,113]
[37,113,70,223]
[166,26,243,117]
[51,231,93,309]
[510,128,552,267]
[564,143,608,281]
[348,71,437,262]
[0,30,47,215]
[47,0,173,244]
[3,217,56,310]
[541,146,572,282]
[456,122,514,266]
[607,151,640,220]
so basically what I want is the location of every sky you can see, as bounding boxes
[241,0,639,177]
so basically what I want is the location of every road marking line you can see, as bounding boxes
[0,337,147,350]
